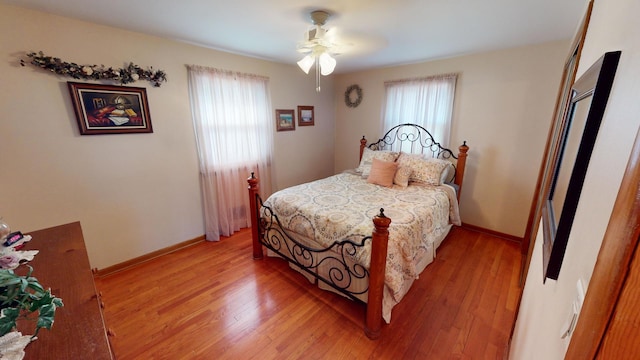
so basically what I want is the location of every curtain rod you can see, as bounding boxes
[384,72,458,85]
[186,64,269,81]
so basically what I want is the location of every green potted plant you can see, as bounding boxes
[0,266,63,338]
[0,221,63,358]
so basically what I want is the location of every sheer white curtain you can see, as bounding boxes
[187,65,274,241]
[382,74,457,148]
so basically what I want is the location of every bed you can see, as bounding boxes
[247,123,469,339]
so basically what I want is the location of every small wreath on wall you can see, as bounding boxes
[344,84,363,108]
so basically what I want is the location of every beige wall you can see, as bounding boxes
[0,5,335,269]
[0,4,579,272]
[510,0,640,358]
[334,41,569,237]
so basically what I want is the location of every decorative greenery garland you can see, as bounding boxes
[20,51,167,87]
[344,84,363,108]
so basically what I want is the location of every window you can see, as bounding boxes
[382,74,457,148]
[187,66,274,241]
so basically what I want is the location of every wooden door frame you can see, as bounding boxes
[564,125,640,357]
[510,5,592,346]
[519,1,593,286]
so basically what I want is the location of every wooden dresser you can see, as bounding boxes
[19,222,113,359]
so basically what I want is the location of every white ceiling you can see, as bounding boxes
[4,0,587,73]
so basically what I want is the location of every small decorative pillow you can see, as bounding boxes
[393,163,412,188]
[367,158,398,188]
[357,148,398,176]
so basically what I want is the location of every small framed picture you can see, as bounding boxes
[276,109,295,131]
[297,106,314,126]
[67,82,153,135]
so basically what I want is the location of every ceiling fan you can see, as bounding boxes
[296,10,338,91]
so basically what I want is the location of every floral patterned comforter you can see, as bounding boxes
[262,172,460,303]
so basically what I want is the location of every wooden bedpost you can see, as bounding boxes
[360,136,367,162]
[365,208,391,340]
[247,172,263,260]
[455,141,469,201]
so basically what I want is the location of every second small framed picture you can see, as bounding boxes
[297,105,314,126]
[276,109,295,131]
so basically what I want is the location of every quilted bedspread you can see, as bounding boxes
[261,172,460,303]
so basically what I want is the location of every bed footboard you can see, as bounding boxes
[247,173,390,339]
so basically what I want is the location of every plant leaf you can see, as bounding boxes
[36,303,56,330]
[0,307,19,336]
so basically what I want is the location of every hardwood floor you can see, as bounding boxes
[96,226,521,359]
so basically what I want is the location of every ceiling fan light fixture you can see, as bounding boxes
[297,55,314,74]
[297,10,337,91]
[310,10,329,26]
[319,53,336,75]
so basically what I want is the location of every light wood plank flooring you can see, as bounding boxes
[96,226,521,359]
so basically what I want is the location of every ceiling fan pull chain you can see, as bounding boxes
[316,57,321,92]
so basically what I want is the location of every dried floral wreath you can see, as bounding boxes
[344,84,363,108]
[20,51,167,87]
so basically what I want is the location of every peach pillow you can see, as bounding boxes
[367,158,398,188]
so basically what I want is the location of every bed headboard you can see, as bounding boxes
[359,123,469,200]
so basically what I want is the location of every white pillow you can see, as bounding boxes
[440,162,455,184]
[357,148,398,176]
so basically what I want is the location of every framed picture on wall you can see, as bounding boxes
[276,109,295,131]
[67,82,153,135]
[297,105,314,126]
